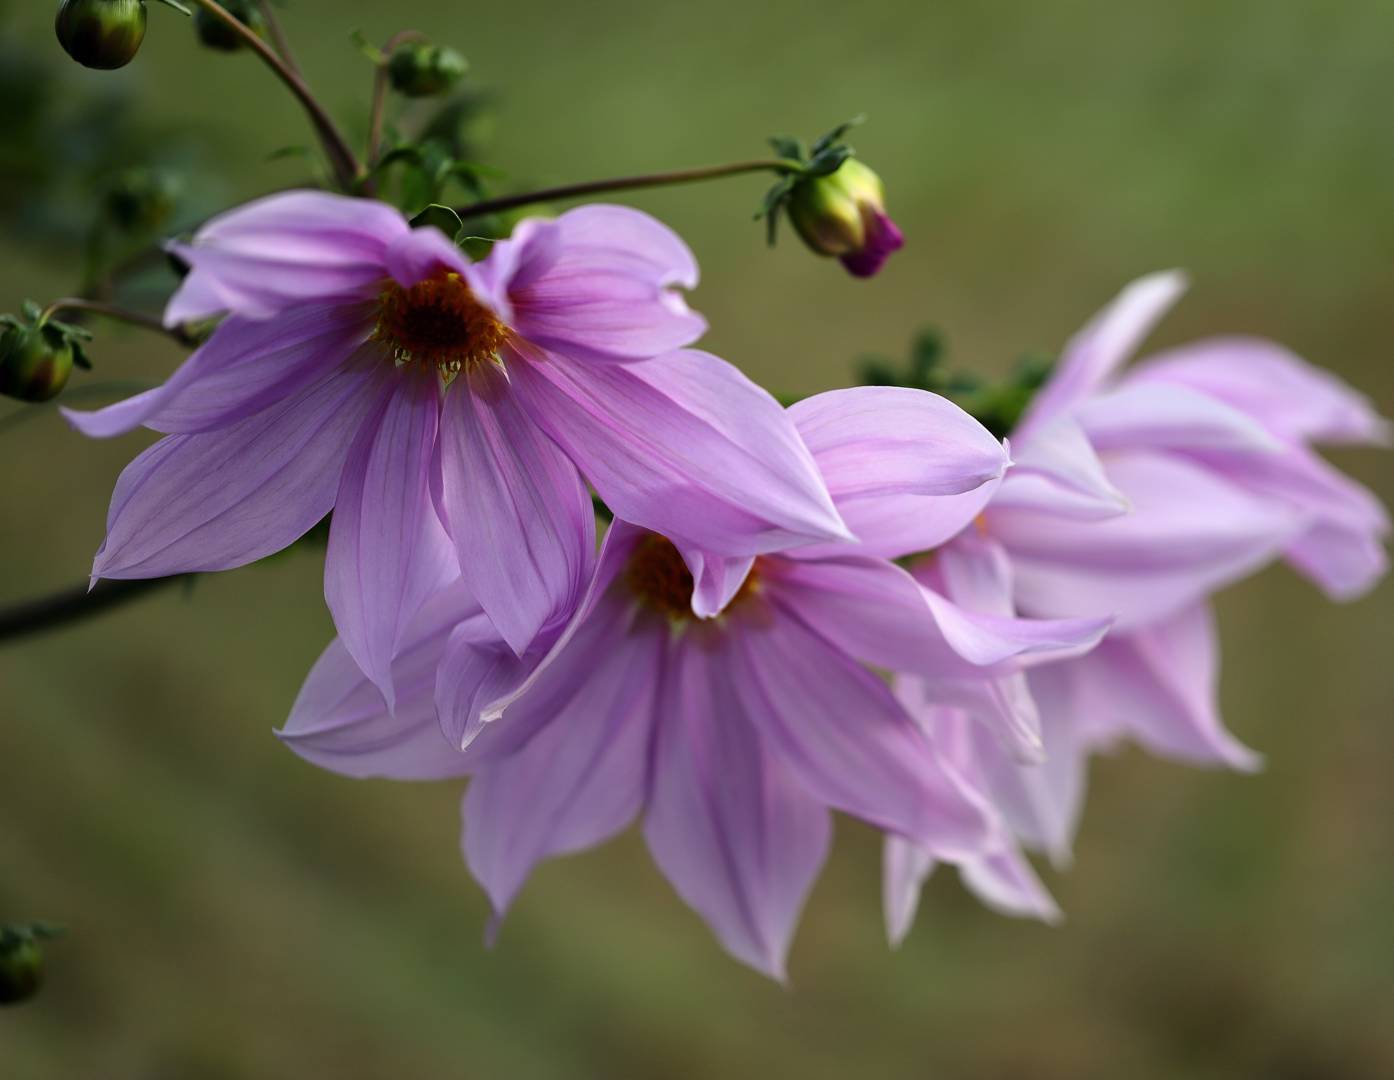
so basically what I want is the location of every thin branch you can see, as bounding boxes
[0,577,189,646]
[40,299,199,348]
[454,158,803,219]
[255,0,300,75]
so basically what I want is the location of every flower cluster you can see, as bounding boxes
[66,193,1387,979]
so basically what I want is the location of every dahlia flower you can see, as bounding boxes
[279,386,1108,978]
[62,192,849,701]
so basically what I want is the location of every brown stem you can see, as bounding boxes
[0,576,189,646]
[453,158,803,219]
[255,0,300,75]
[40,299,199,348]
[185,0,361,191]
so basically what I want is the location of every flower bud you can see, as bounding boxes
[0,324,75,403]
[0,936,43,1005]
[193,0,266,51]
[55,0,147,70]
[388,42,468,98]
[104,167,181,232]
[787,158,904,278]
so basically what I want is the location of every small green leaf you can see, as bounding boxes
[767,135,806,162]
[811,114,865,157]
[410,203,464,237]
[350,28,386,65]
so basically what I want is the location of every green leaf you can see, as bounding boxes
[350,29,386,65]
[767,135,806,162]
[805,145,852,177]
[811,114,866,157]
[410,203,465,238]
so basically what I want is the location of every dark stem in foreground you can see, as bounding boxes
[454,158,804,219]
[255,0,301,75]
[185,0,361,191]
[0,577,188,646]
[366,29,429,169]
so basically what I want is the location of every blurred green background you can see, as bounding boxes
[2,1,1392,1076]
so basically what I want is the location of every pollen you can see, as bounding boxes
[374,272,507,377]
[624,534,760,621]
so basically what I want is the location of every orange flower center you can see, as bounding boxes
[374,272,507,376]
[624,534,761,621]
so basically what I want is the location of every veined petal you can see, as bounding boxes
[677,548,756,619]
[1000,416,1129,518]
[1075,382,1283,455]
[325,371,454,710]
[509,205,706,363]
[1126,336,1393,446]
[509,345,849,554]
[645,631,830,981]
[276,583,478,780]
[993,450,1303,628]
[63,303,375,439]
[790,387,1008,500]
[771,556,1109,681]
[435,521,643,751]
[436,364,596,656]
[1015,271,1187,439]
[1058,603,1261,771]
[165,190,406,324]
[92,363,381,580]
[731,600,992,858]
[461,611,661,925]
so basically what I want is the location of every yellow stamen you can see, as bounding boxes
[373,272,507,376]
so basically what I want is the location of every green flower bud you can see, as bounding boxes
[0,936,44,1005]
[787,158,904,277]
[388,42,468,98]
[55,0,148,70]
[0,323,75,403]
[193,0,266,51]
[103,167,181,232]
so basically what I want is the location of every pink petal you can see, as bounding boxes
[1075,382,1282,454]
[1126,336,1393,446]
[992,450,1303,628]
[508,205,706,363]
[1015,271,1187,439]
[509,345,849,554]
[677,548,756,619]
[958,846,1062,925]
[91,364,381,580]
[276,583,479,780]
[461,611,661,924]
[998,417,1129,519]
[165,190,406,324]
[882,836,936,947]
[644,631,830,981]
[730,599,992,859]
[436,364,596,656]
[63,303,375,439]
[325,371,455,710]
[1046,603,1260,772]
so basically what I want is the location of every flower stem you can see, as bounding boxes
[365,29,430,170]
[454,158,806,219]
[184,0,362,191]
[39,299,198,348]
[255,0,301,75]
[0,576,189,646]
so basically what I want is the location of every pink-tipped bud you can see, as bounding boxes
[788,159,904,277]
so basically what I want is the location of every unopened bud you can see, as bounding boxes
[193,0,266,51]
[788,158,904,278]
[0,925,61,1006]
[104,167,181,232]
[55,0,147,71]
[388,42,468,98]
[0,324,74,403]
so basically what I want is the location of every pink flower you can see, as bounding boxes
[279,387,1107,978]
[62,192,850,702]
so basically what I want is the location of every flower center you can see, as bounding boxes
[374,272,507,376]
[623,534,760,621]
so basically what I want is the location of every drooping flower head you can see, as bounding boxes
[63,192,850,703]
[280,387,1108,978]
[787,158,905,278]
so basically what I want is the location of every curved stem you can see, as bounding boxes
[40,299,198,348]
[184,0,361,191]
[0,576,188,646]
[255,0,300,75]
[366,29,429,168]
[454,158,805,219]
